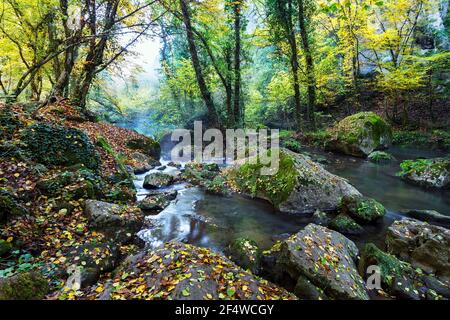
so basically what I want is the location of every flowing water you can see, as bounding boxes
[136,144,449,253]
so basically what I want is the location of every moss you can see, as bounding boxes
[0,239,12,256]
[358,243,414,288]
[0,272,49,300]
[368,151,394,163]
[340,195,385,223]
[228,150,298,206]
[302,130,331,148]
[22,123,100,169]
[398,158,450,178]
[283,139,302,153]
[126,136,161,159]
[329,214,364,235]
[228,238,261,273]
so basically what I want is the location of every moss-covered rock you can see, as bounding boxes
[227,238,261,274]
[22,123,100,169]
[138,190,177,212]
[0,107,22,140]
[0,272,49,300]
[283,139,302,153]
[326,112,392,157]
[0,239,12,256]
[126,136,161,159]
[0,189,29,223]
[143,172,174,189]
[340,195,386,223]
[398,158,450,188]
[368,151,394,163]
[226,149,361,214]
[329,214,364,235]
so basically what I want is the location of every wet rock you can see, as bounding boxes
[0,272,49,300]
[143,172,174,189]
[326,112,392,157]
[167,161,182,169]
[138,190,178,213]
[398,158,450,189]
[22,123,100,169]
[329,214,364,235]
[401,209,450,228]
[226,238,261,274]
[294,276,328,300]
[340,195,386,223]
[422,275,450,299]
[126,136,161,159]
[64,242,120,290]
[157,165,167,171]
[97,242,295,300]
[84,200,144,243]
[262,224,369,300]
[227,149,361,214]
[386,218,450,280]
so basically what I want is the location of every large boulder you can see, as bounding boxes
[386,219,450,280]
[22,123,99,169]
[126,136,161,160]
[262,224,369,300]
[93,242,295,300]
[84,200,144,243]
[326,112,392,157]
[143,172,174,189]
[340,195,386,223]
[398,158,450,189]
[0,272,49,300]
[227,149,361,214]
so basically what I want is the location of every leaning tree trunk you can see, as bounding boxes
[179,0,219,128]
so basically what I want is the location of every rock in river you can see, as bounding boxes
[340,195,386,223]
[227,149,361,214]
[262,224,369,300]
[398,158,450,189]
[143,172,174,189]
[386,218,450,280]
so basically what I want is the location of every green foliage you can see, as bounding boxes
[283,139,302,153]
[397,158,450,178]
[368,151,394,163]
[393,130,450,150]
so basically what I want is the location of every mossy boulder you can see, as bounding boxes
[126,136,161,159]
[0,107,22,140]
[0,189,29,223]
[398,158,450,189]
[226,238,261,274]
[143,172,174,189]
[22,123,100,169]
[0,272,49,300]
[0,239,12,256]
[226,149,361,214]
[183,162,220,186]
[262,224,368,300]
[340,195,386,223]
[368,151,394,163]
[326,112,392,157]
[138,190,177,212]
[329,214,364,235]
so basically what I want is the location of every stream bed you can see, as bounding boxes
[135,145,450,253]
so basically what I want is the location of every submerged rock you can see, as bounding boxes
[96,242,295,300]
[262,224,369,300]
[0,272,49,300]
[398,158,450,188]
[84,200,144,243]
[340,195,386,223]
[386,218,450,280]
[143,172,174,189]
[368,151,394,163]
[326,112,392,157]
[227,149,361,214]
[401,209,450,228]
[22,123,100,169]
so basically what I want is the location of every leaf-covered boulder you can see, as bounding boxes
[340,195,386,223]
[386,219,450,280]
[226,238,262,274]
[93,242,296,300]
[126,136,161,159]
[398,158,450,189]
[0,272,49,300]
[22,123,100,169]
[0,189,29,223]
[226,149,361,214]
[326,112,392,157]
[84,200,144,243]
[262,224,369,300]
[143,172,174,189]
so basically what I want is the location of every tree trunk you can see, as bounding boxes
[233,1,242,128]
[179,0,219,128]
[297,0,316,129]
